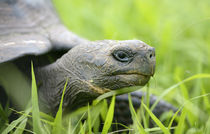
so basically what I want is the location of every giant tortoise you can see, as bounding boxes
[0,0,176,127]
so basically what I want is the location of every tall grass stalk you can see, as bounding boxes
[31,62,43,134]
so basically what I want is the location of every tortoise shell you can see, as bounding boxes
[0,0,87,63]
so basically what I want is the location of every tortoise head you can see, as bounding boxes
[60,40,155,94]
[39,40,155,112]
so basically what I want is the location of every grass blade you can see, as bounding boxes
[168,106,182,130]
[93,116,100,133]
[202,88,210,114]
[100,99,108,121]
[40,112,54,122]
[204,117,210,134]
[128,93,146,134]
[145,83,150,128]
[79,121,86,134]
[142,102,170,134]
[101,95,115,134]
[2,108,31,134]
[174,107,187,134]
[13,118,28,134]
[151,74,210,111]
[71,112,86,134]
[0,104,8,123]
[52,78,68,134]
[31,62,43,134]
[87,104,92,134]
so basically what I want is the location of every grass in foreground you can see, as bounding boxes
[0,64,210,133]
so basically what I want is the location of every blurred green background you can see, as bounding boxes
[52,0,210,132]
[53,0,210,96]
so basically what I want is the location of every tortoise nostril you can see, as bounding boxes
[149,54,153,58]
[148,47,155,59]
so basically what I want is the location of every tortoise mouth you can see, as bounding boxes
[87,73,151,94]
[116,73,151,86]
[110,70,154,77]
[116,72,152,77]
[85,80,111,94]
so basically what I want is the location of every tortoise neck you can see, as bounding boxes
[36,60,99,115]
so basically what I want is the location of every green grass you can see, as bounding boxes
[31,62,43,134]
[1,70,210,133]
[101,95,115,134]
[1,0,210,133]
[52,0,210,133]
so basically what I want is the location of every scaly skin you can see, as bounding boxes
[36,40,155,114]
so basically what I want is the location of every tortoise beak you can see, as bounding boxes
[148,47,156,76]
[137,47,156,77]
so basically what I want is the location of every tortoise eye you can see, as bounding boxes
[113,50,132,62]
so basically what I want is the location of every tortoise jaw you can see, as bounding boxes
[116,73,151,86]
[86,80,111,94]
[111,69,155,77]
[117,72,153,77]
[88,73,151,93]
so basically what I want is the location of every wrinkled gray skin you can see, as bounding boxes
[37,40,155,113]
